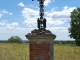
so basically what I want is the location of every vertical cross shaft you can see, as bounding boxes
[38,0,46,30]
[32,0,46,30]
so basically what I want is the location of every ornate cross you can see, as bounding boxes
[32,0,46,31]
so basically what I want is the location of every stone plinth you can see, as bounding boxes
[25,29,56,60]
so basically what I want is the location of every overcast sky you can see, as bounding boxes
[0,0,80,40]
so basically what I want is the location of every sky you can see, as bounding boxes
[0,0,80,40]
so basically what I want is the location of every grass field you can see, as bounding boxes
[0,43,80,60]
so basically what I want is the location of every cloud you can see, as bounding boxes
[18,2,25,7]
[0,6,75,33]
[44,6,76,26]
[37,0,53,6]
[0,9,13,18]
[47,27,68,32]
[46,6,76,18]
[22,7,39,27]
[2,9,9,13]
[0,20,19,29]
[0,27,34,33]
[22,6,76,27]
[9,13,13,15]
[44,0,53,6]
[0,26,67,33]
[0,20,7,26]
[46,17,68,26]
[0,14,3,18]
[5,22,19,29]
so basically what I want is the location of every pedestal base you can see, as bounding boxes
[25,29,56,60]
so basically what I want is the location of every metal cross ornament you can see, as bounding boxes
[32,0,46,30]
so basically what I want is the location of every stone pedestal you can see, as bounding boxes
[25,29,56,60]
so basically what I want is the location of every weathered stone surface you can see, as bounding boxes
[26,29,56,38]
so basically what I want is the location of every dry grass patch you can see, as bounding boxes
[0,43,29,60]
[0,43,80,60]
[54,44,80,60]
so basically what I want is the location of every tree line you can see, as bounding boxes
[0,36,75,44]
[0,36,23,43]
[54,40,75,44]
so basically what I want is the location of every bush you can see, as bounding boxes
[7,36,23,43]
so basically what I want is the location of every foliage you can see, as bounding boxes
[0,40,7,43]
[7,36,23,43]
[54,40,75,44]
[69,8,80,46]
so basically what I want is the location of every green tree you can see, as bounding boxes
[69,8,80,46]
[7,36,23,43]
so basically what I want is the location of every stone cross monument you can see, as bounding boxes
[25,0,56,60]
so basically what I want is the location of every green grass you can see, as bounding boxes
[0,43,80,60]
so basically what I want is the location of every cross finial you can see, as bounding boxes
[32,0,46,30]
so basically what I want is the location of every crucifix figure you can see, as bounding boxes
[32,0,46,31]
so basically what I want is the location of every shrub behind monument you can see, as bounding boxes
[7,36,23,43]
